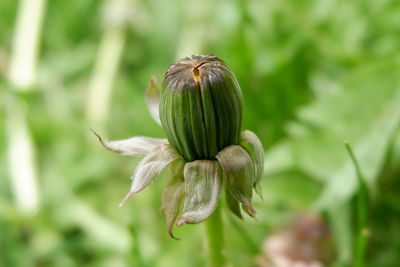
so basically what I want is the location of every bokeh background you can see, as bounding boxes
[1,0,400,266]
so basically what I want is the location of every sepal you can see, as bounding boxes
[216,145,256,217]
[240,130,264,198]
[176,160,222,226]
[120,144,180,206]
[145,76,161,124]
[161,159,185,239]
[92,129,167,156]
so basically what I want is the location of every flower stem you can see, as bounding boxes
[204,206,225,267]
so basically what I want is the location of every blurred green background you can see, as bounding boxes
[1,0,400,266]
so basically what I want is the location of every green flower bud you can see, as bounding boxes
[160,55,243,162]
[95,54,265,238]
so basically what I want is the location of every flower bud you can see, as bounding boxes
[160,55,243,162]
[95,54,264,235]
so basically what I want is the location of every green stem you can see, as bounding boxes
[204,206,225,267]
[344,143,368,267]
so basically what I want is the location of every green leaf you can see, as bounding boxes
[264,62,400,207]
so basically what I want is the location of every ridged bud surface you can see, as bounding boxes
[160,55,243,162]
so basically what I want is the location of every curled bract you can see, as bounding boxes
[120,144,180,207]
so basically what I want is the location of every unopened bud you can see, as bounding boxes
[160,55,243,162]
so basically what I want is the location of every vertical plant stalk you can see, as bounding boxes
[204,206,225,267]
[86,29,125,129]
[5,0,46,215]
[8,0,46,90]
[344,143,368,267]
[6,102,39,215]
[86,0,127,130]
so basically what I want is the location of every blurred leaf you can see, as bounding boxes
[265,61,400,207]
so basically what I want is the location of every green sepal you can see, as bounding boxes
[161,158,185,239]
[216,145,256,217]
[225,186,242,219]
[240,130,264,198]
[176,160,222,226]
